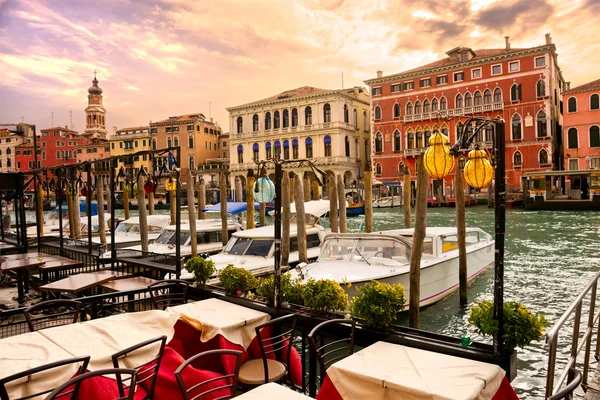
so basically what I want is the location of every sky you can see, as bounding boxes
[0,0,599,134]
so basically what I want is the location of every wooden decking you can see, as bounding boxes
[585,364,600,399]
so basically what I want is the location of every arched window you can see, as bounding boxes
[406,102,413,115]
[568,128,578,149]
[323,104,331,123]
[424,129,432,146]
[274,111,280,129]
[512,114,522,140]
[345,136,350,157]
[236,116,243,133]
[363,111,367,130]
[283,139,290,159]
[353,109,358,128]
[174,137,179,147]
[376,163,382,176]
[188,135,194,148]
[485,124,494,141]
[253,142,259,161]
[536,80,546,98]
[305,137,313,158]
[374,105,381,121]
[423,99,430,113]
[87,115,91,125]
[407,131,415,149]
[292,138,299,159]
[590,126,600,147]
[252,114,259,131]
[484,89,492,104]
[537,111,547,137]
[305,107,312,125]
[591,94,600,110]
[265,141,272,159]
[510,84,521,102]
[393,130,401,151]
[474,91,482,106]
[398,162,404,175]
[56,150,60,159]
[441,125,449,138]
[152,139,156,150]
[494,88,502,103]
[42,151,46,160]
[264,112,271,130]
[324,136,332,157]
[237,144,243,163]
[282,109,289,128]
[375,132,383,153]
[568,97,578,113]
[514,151,522,167]
[456,94,463,108]
[344,105,349,123]
[464,92,472,107]
[431,98,438,112]
[6,159,10,168]
[393,103,401,119]
[274,140,281,159]
[414,101,421,114]
[539,149,549,165]
[291,108,298,127]
[440,97,447,110]
[416,129,423,148]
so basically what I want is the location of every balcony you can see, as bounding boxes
[403,103,504,123]
[404,148,424,157]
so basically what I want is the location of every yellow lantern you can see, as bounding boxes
[463,148,494,189]
[165,177,178,192]
[423,131,455,179]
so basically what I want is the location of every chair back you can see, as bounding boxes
[148,280,189,310]
[111,336,167,400]
[255,313,297,385]
[175,349,242,400]
[44,368,138,400]
[547,368,582,400]
[308,319,355,381]
[23,300,81,332]
[0,356,89,400]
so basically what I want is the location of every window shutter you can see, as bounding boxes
[518,84,523,101]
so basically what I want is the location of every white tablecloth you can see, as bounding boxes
[327,341,505,400]
[236,382,311,399]
[166,298,271,349]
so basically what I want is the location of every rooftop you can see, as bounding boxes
[564,78,600,94]
[151,113,209,125]
[228,86,364,109]
[41,127,78,134]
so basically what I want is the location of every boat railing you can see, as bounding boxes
[545,270,600,398]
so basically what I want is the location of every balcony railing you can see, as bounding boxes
[404,148,425,157]
[403,103,505,123]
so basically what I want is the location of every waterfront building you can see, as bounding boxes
[109,126,152,191]
[15,127,86,172]
[562,79,600,170]
[364,34,565,193]
[226,86,371,195]
[0,124,31,172]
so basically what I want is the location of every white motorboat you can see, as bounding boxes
[90,215,173,250]
[39,213,112,237]
[27,201,101,237]
[292,227,494,309]
[372,196,403,208]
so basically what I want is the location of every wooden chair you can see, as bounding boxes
[174,349,242,400]
[547,368,582,400]
[23,299,81,332]
[0,356,89,400]
[148,280,189,310]
[308,319,356,383]
[238,314,297,387]
[45,368,139,400]
[111,336,167,400]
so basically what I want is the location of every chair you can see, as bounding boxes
[238,314,297,387]
[308,319,355,383]
[0,356,89,400]
[148,280,189,310]
[23,299,81,332]
[111,336,167,400]
[174,349,242,400]
[547,368,582,400]
[45,368,139,400]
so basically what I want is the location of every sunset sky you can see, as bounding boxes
[0,0,598,134]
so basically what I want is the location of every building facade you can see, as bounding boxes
[109,126,152,191]
[563,79,600,170]
[16,127,86,172]
[226,86,371,194]
[364,34,565,192]
[0,124,31,172]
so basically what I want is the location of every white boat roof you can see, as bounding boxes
[379,227,487,237]
[233,224,324,239]
[290,200,335,218]
[120,215,173,227]
[162,219,241,232]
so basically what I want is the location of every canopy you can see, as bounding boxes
[202,201,259,215]
[53,201,99,216]
[292,139,298,147]
[283,140,289,148]
[253,142,259,151]
[274,141,281,148]
[266,141,272,149]
[324,135,332,144]
[305,137,312,145]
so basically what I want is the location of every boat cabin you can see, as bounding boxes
[522,170,600,210]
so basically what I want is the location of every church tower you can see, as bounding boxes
[84,72,107,139]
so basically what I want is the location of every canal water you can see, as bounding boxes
[20,206,600,398]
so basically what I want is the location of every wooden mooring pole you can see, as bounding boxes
[337,174,347,233]
[364,165,373,233]
[281,172,291,267]
[187,172,197,257]
[403,165,412,228]
[246,170,255,229]
[294,174,308,263]
[198,179,206,220]
[220,171,228,246]
[96,178,106,245]
[328,174,338,233]
[137,174,149,253]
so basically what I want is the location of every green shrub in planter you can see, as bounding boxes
[468,299,548,351]
[349,280,406,328]
[184,256,216,286]
[256,273,305,306]
[303,279,348,312]
[217,264,258,295]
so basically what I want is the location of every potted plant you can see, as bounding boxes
[217,264,258,296]
[184,256,216,287]
[349,280,406,328]
[256,273,305,307]
[303,279,348,313]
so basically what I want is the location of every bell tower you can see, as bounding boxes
[84,71,107,139]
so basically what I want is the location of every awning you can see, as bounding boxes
[283,140,289,148]
[306,137,313,145]
[383,181,402,187]
[292,139,298,147]
[324,135,331,144]
[202,201,260,215]
[265,141,271,149]
[237,144,243,153]
[253,142,259,151]
[274,141,281,148]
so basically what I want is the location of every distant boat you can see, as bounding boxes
[372,196,403,208]
[90,215,173,250]
[27,201,100,237]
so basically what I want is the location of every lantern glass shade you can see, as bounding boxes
[165,178,177,192]
[423,131,455,180]
[463,149,494,189]
[253,176,275,203]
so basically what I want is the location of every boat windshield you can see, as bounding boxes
[154,230,191,245]
[116,223,140,233]
[319,237,410,264]
[224,237,273,256]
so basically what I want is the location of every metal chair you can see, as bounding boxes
[548,368,582,400]
[308,319,356,383]
[0,356,89,400]
[23,299,81,332]
[44,368,139,400]
[111,336,167,400]
[174,349,242,400]
[148,280,189,310]
[238,313,297,387]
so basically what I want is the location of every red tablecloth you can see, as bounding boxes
[316,375,520,400]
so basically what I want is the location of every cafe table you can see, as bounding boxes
[316,341,519,400]
[0,258,46,306]
[236,383,312,399]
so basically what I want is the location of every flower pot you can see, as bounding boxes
[502,349,518,382]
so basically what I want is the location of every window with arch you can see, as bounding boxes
[393,130,401,151]
[174,137,179,147]
[344,105,349,123]
[567,97,577,113]
[237,116,243,133]
[305,107,312,125]
[56,150,60,159]
[376,163,382,176]
[292,138,299,159]
[455,94,463,108]
[406,102,413,115]
[374,105,381,121]
[282,109,289,128]
[485,124,494,141]
[568,128,578,149]
[363,111,368,130]
[323,104,331,123]
[484,89,492,104]
[189,156,195,171]
[414,101,421,114]
[188,135,194,148]
[6,159,10,169]
[432,98,438,112]
[416,130,423,148]
[537,111,547,137]
[494,88,502,103]
[512,114,522,140]
[393,103,401,119]
[274,111,280,129]
[407,131,415,149]
[423,99,430,113]
[440,97,447,110]
[265,141,272,159]
[274,140,281,159]
[237,144,243,163]
[536,80,546,98]
[375,132,383,153]
[513,151,522,167]
[252,114,259,131]
[353,109,358,129]
[590,126,600,147]
[42,151,46,160]
[265,112,271,130]
[345,136,350,157]
[511,84,522,102]
[253,142,259,162]
[152,139,156,150]
[441,125,449,138]
[306,137,313,158]
[424,129,432,146]
[291,108,298,127]
[283,139,290,159]
[324,135,332,157]
[539,149,549,165]
[464,92,472,107]
[591,94,600,111]
[474,91,482,106]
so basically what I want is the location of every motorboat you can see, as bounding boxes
[372,196,403,208]
[292,227,494,309]
[90,215,173,250]
[26,201,100,237]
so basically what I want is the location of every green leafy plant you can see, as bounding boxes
[468,300,548,351]
[184,256,216,286]
[256,273,305,306]
[217,264,258,295]
[349,280,406,328]
[303,279,348,312]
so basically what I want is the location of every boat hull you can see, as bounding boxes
[346,205,365,216]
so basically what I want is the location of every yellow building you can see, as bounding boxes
[109,126,152,190]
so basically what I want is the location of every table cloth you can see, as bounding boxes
[236,382,312,399]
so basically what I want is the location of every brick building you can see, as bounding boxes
[364,34,565,193]
[15,127,87,172]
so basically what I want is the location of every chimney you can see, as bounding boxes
[376,70,383,78]
[566,82,571,91]
[353,86,359,95]
[505,36,510,50]
[545,33,552,45]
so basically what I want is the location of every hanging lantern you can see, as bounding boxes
[67,185,77,197]
[165,177,178,192]
[463,148,494,189]
[80,185,93,197]
[253,176,275,203]
[423,131,455,180]
[144,180,157,194]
